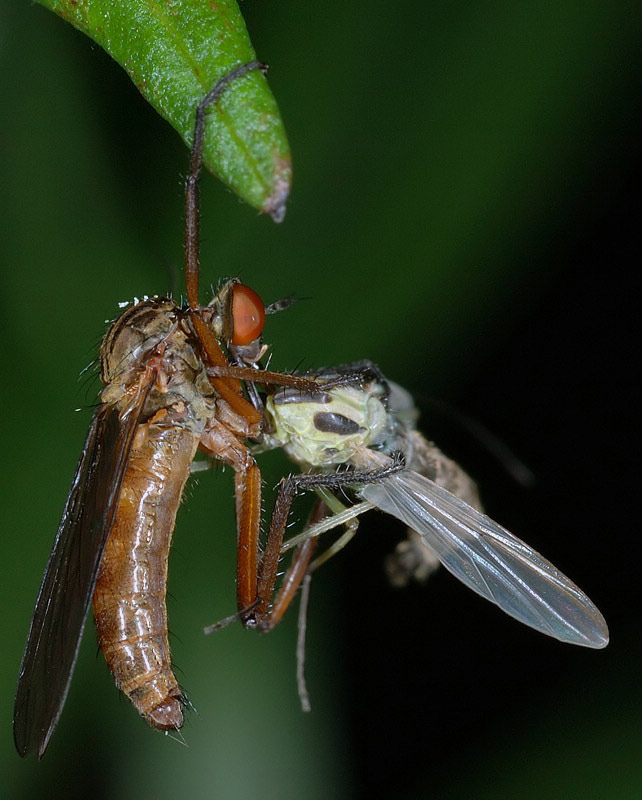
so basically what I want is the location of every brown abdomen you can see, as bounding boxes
[93,420,198,730]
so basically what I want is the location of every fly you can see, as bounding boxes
[13,62,318,759]
[256,361,609,650]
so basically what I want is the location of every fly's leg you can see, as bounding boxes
[259,494,351,630]
[305,489,362,572]
[185,61,263,309]
[296,573,313,712]
[248,461,403,631]
[280,497,376,553]
[258,489,369,714]
[184,60,265,423]
[264,538,318,630]
[207,362,387,402]
[235,460,262,612]
[207,365,322,394]
[199,421,262,616]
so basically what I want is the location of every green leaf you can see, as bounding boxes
[37,0,291,219]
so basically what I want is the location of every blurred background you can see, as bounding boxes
[0,1,639,797]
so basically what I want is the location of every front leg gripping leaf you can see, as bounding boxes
[39,0,291,219]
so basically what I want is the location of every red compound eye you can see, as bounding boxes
[231,284,266,345]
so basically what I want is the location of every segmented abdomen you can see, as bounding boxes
[93,420,198,730]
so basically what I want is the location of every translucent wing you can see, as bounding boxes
[13,394,147,759]
[359,470,608,648]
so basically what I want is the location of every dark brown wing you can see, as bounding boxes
[13,391,148,759]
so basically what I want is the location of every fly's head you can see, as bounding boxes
[203,279,267,365]
[265,384,390,468]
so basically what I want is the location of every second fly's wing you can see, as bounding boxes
[13,391,148,759]
[358,470,608,649]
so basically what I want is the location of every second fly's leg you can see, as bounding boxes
[251,473,394,713]
[262,493,362,631]
[248,462,403,632]
[305,487,363,572]
[257,495,338,633]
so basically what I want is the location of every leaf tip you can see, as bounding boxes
[263,156,292,223]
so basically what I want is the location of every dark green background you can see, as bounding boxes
[1,1,638,797]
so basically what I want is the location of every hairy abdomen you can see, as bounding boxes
[93,420,198,730]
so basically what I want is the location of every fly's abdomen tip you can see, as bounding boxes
[146,696,185,731]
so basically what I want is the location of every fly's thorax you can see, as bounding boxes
[99,298,217,433]
[100,298,182,386]
[265,384,389,467]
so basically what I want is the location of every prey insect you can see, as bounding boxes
[255,362,609,650]
[13,62,320,759]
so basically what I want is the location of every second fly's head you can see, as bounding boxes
[206,279,266,363]
[265,384,390,468]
